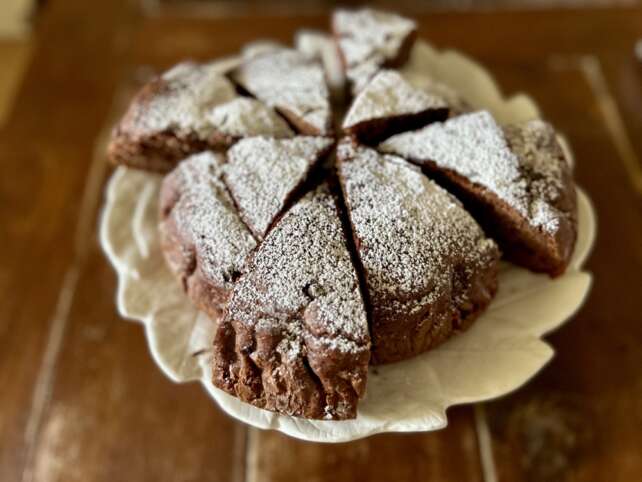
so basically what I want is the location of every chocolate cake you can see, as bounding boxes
[379,111,577,276]
[342,69,449,144]
[337,139,500,363]
[212,184,370,420]
[332,8,417,95]
[108,7,579,419]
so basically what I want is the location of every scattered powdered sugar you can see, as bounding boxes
[337,140,498,315]
[167,151,257,287]
[343,69,447,128]
[333,9,416,94]
[206,97,294,139]
[232,49,332,135]
[379,111,570,234]
[227,184,370,357]
[224,136,333,239]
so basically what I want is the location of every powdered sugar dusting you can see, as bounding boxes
[333,8,416,94]
[165,151,257,287]
[337,140,498,317]
[131,62,238,139]
[224,136,333,238]
[232,49,332,135]
[122,61,297,146]
[380,111,570,234]
[343,70,447,128]
[228,184,370,356]
[206,97,294,139]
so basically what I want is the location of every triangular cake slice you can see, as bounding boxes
[212,184,370,420]
[224,136,334,239]
[159,151,257,320]
[332,8,417,95]
[109,61,294,172]
[232,49,333,136]
[337,139,500,364]
[342,70,448,144]
[379,111,577,276]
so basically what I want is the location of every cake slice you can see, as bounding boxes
[159,151,257,320]
[332,8,417,95]
[212,184,370,420]
[337,139,500,364]
[109,61,293,172]
[224,136,334,239]
[379,111,577,276]
[342,69,448,144]
[232,49,333,136]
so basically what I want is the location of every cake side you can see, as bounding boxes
[337,139,500,364]
[212,184,371,419]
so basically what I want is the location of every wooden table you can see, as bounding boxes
[2,2,641,481]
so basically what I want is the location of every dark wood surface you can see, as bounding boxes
[1,2,641,481]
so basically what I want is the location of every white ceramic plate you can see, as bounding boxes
[99,39,596,443]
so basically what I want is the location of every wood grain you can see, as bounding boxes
[1,5,641,482]
[0,0,138,480]
[482,64,642,482]
[247,408,482,482]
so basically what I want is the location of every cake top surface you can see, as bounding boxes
[343,69,447,128]
[224,136,333,239]
[232,49,332,135]
[205,97,295,139]
[333,8,416,94]
[120,61,296,142]
[379,111,572,234]
[227,183,370,356]
[333,9,416,66]
[163,151,257,287]
[123,62,237,139]
[338,140,498,314]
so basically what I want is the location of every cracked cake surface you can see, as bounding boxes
[337,139,500,363]
[379,111,577,276]
[212,184,370,420]
[224,136,334,239]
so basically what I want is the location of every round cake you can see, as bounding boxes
[108,8,578,420]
